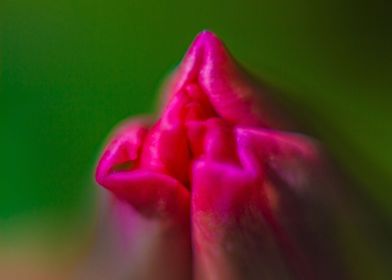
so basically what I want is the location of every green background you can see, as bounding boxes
[1,0,391,241]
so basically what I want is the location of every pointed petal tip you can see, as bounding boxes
[190,30,228,55]
[194,30,220,43]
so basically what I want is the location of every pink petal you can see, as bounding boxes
[162,31,292,129]
[96,119,190,219]
[192,127,346,279]
[94,119,192,280]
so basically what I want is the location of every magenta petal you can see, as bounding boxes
[163,31,291,129]
[191,127,346,280]
[96,119,190,219]
[192,159,293,280]
[94,119,192,280]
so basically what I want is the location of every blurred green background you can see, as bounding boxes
[1,0,391,269]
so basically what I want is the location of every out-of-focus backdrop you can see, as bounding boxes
[1,0,391,279]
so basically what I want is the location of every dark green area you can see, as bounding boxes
[1,0,391,227]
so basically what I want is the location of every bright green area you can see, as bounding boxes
[1,0,391,228]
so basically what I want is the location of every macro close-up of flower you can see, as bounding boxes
[2,1,391,280]
[92,31,391,280]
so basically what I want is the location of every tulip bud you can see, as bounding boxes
[93,31,391,280]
